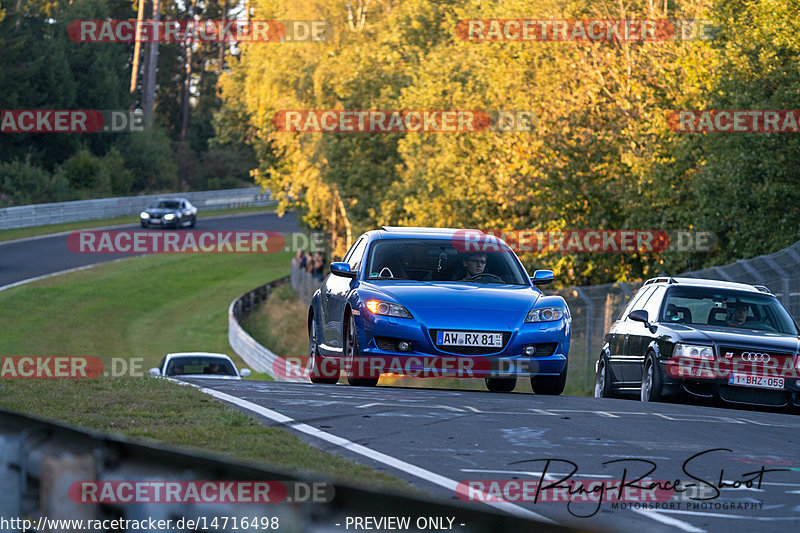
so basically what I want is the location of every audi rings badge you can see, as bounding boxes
[741,352,771,362]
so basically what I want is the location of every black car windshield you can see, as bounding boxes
[662,287,798,335]
[165,357,237,376]
[365,238,530,285]
[151,200,181,209]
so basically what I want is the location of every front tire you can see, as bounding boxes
[345,314,378,387]
[641,355,664,402]
[594,357,615,398]
[485,377,517,392]
[309,319,338,384]
[532,364,567,395]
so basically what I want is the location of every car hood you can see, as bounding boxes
[145,207,178,215]
[361,281,542,329]
[667,324,800,353]
[174,374,242,379]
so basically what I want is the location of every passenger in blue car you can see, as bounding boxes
[460,253,487,280]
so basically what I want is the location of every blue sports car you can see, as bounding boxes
[307,227,571,393]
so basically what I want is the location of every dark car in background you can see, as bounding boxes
[140,198,197,228]
[594,277,800,408]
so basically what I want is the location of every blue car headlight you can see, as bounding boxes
[365,299,413,318]
[525,306,564,323]
[140,212,150,219]
[164,213,176,221]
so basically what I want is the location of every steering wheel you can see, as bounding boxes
[379,267,394,278]
[467,273,504,282]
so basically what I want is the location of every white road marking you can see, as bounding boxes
[631,509,706,532]
[0,261,124,293]
[199,387,556,523]
[596,411,619,418]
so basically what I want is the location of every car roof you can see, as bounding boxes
[642,276,772,294]
[374,226,501,242]
[166,352,232,360]
[155,198,187,202]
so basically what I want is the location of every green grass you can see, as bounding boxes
[0,204,277,243]
[0,252,290,367]
[0,378,413,492]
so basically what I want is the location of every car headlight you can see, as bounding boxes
[525,306,564,323]
[674,343,714,360]
[140,212,150,219]
[164,213,175,221]
[365,299,413,318]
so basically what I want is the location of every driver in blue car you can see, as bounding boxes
[461,253,488,280]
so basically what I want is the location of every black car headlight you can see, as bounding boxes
[140,211,150,219]
[674,343,714,360]
[164,213,176,221]
[525,307,564,323]
[365,299,413,318]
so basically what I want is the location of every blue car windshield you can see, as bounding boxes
[366,238,530,285]
[662,288,798,335]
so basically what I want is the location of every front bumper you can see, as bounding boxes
[353,313,569,378]
[662,357,800,407]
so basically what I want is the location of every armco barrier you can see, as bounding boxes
[228,275,305,382]
[0,188,274,230]
[0,409,571,532]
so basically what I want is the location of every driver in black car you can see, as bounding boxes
[461,253,488,280]
[728,301,749,327]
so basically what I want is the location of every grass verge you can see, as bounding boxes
[0,378,412,492]
[0,204,276,243]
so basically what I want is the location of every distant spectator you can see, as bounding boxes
[312,252,327,280]
[304,251,314,273]
[292,249,305,269]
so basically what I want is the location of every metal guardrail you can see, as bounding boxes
[228,276,305,382]
[0,409,569,532]
[0,188,274,230]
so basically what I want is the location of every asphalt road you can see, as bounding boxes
[187,378,800,533]
[0,211,301,289]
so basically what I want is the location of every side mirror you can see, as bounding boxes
[628,309,649,324]
[330,262,357,278]
[240,368,251,378]
[148,367,161,377]
[531,270,555,286]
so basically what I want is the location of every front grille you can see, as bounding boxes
[531,343,558,356]
[429,330,510,355]
[718,346,793,365]
[718,385,789,406]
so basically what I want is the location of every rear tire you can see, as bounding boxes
[532,364,567,395]
[345,314,378,387]
[640,355,664,402]
[485,377,517,393]
[309,319,338,384]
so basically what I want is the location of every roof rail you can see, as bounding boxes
[643,276,677,286]
[753,285,772,293]
[380,226,484,234]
